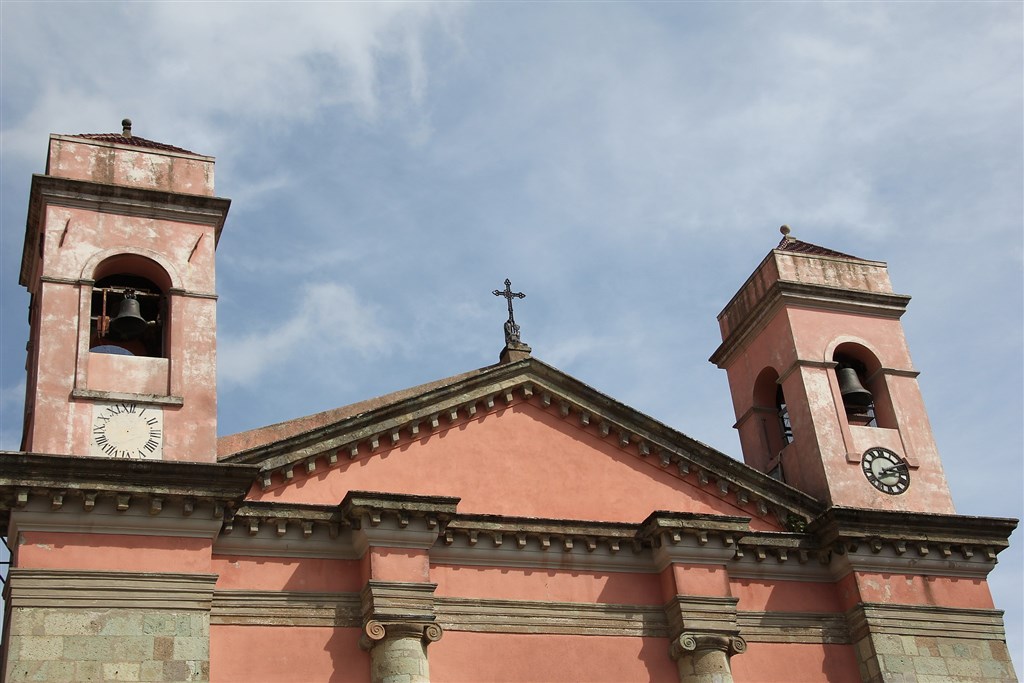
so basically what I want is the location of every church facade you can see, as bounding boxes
[0,127,1017,682]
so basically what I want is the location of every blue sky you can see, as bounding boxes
[1,1,1021,667]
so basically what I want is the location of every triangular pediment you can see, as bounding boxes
[220,358,821,531]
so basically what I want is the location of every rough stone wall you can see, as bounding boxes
[854,633,1017,683]
[5,608,209,682]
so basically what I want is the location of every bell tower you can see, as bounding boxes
[18,120,230,463]
[710,227,955,513]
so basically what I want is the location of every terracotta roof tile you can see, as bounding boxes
[68,133,198,155]
[776,236,864,260]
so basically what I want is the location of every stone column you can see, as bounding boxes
[361,621,443,683]
[670,632,747,683]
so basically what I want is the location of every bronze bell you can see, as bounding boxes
[837,365,873,407]
[108,292,149,340]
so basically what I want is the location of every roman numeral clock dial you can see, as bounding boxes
[90,402,164,460]
[861,447,910,495]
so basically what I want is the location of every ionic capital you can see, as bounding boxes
[359,619,444,651]
[670,632,747,661]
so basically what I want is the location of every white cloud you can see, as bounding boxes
[218,282,395,387]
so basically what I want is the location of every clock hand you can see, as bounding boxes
[878,462,909,476]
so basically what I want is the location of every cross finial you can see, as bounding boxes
[493,278,526,345]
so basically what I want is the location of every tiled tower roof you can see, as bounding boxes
[67,119,198,155]
[776,235,864,261]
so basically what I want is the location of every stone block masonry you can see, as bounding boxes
[5,608,210,682]
[854,633,1017,683]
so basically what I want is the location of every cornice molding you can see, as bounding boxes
[846,603,1008,642]
[211,590,361,626]
[208,589,852,645]
[71,388,184,407]
[710,280,911,368]
[5,569,217,611]
[22,173,232,286]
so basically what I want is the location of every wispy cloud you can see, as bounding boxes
[219,282,395,388]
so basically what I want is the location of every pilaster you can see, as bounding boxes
[343,491,458,683]
[639,512,749,683]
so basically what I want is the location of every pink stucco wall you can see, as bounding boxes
[731,642,862,683]
[254,402,779,531]
[211,626,368,683]
[16,531,212,573]
[432,564,663,605]
[212,556,363,592]
[431,632,678,683]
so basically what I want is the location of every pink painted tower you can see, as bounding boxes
[18,119,229,462]
[710,226,956,513]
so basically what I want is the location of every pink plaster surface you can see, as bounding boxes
[730,577,843,613]
[16,531,211,573]
[666,564,732,598]
[730,642,862,683]
[254,402,777,530]
[431,564,663,605]
[47,136,215,196]
[430,632,678,682]
[211,625,368,683]
[846,571,995,610]
[87,353,169,395]
[368,547,431,582]
[212,556,363,592]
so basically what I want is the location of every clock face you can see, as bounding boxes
[861,447,910,495]
[90,402,163,459]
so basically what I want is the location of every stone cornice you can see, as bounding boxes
[233,359,821,526]
[806,506,1017,580]
[710,280,911,368]
[208,498,1015,581]
[21,173,232,286]
[0,451,259,536]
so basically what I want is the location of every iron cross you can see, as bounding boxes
[493,278,525,344]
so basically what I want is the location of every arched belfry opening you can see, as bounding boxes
[752,367,792,480]
[832,343,894,429]
[89,255,170,358]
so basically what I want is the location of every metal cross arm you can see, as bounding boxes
[493,278,526,345]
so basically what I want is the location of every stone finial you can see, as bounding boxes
[780,224,791,239]
[122,118,132,137]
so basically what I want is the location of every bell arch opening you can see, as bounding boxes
[752,367,792,480]
[89,255,169,358]
[832,343,895,429]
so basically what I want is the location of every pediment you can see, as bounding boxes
[220,358,821,531]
